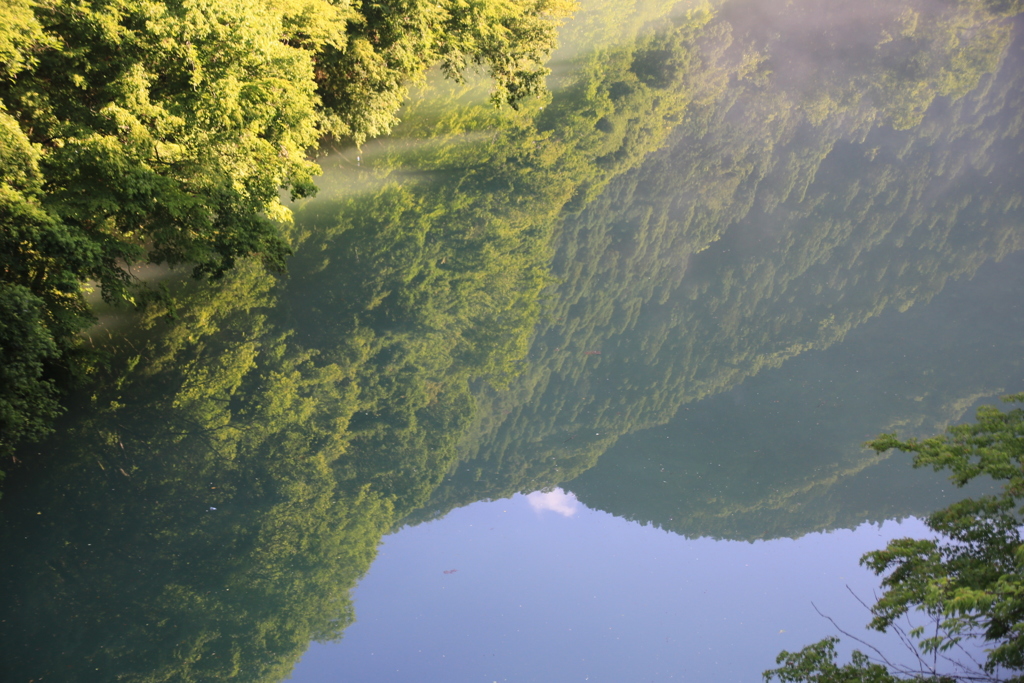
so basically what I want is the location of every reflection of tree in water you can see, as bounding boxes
[0,9,721,682]
[3,1,1024,679]
[0,260,389,682]
[568,249,1024,541]
[418,0,1024,530]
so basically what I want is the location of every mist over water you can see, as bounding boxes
[3,0,1023,681]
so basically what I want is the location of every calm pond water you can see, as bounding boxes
[3,0,1023,681]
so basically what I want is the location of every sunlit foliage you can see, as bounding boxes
[0,0,571,455]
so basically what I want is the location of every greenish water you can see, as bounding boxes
[2,0,1023,681]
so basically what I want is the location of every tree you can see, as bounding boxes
[313,0,575,144]
[765,395,1024,683]
[0,0,571,456]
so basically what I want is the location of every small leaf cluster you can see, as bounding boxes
[766,396,1024,682]
[863,395,1024,676]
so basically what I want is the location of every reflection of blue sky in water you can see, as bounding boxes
[287,494,933,683]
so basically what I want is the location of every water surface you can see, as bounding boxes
[2,0,1023,681]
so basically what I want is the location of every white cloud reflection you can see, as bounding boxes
[526,488,579,517]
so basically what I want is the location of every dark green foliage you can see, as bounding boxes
[0,259,384,682]
[767,638,903,683]
[0,106,95,453]
[0,283,60,455]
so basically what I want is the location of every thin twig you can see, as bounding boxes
[811,601,902,672]
[815,588,1007,683]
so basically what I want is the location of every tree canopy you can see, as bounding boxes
[0,0,572,455]
[765,395,1024,683]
